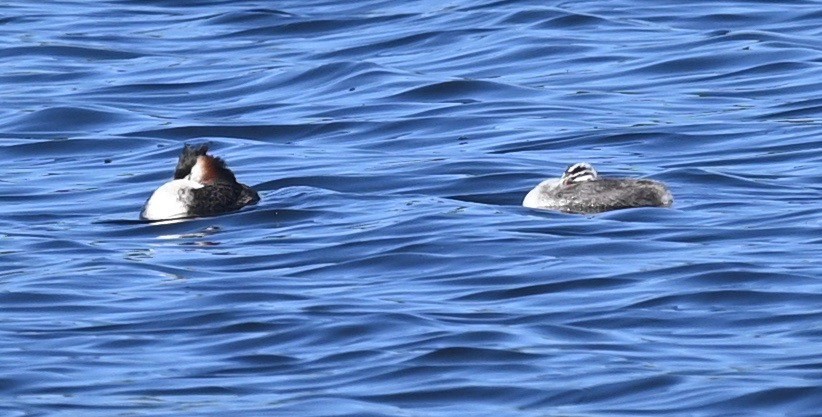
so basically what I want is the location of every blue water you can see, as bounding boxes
[2,1,821,416]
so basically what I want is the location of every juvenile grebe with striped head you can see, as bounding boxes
[523,162,672,214]
[141,144,260,220]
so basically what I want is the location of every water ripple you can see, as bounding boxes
[1,1,821,416]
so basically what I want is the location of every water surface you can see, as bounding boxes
[1,1,821,416]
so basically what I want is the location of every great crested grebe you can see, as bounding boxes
[523,162,672,214]
[141,144,259,220]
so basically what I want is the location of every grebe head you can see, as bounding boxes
[561,162,598,186]
[174,144,209,180]
[187,154,237,185]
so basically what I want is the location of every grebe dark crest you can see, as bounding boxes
[141,144,260,220]
[523,162,672,214]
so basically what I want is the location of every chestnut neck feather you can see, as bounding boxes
[191,155,237,185]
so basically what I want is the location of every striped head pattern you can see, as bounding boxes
[561,162,598,185]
